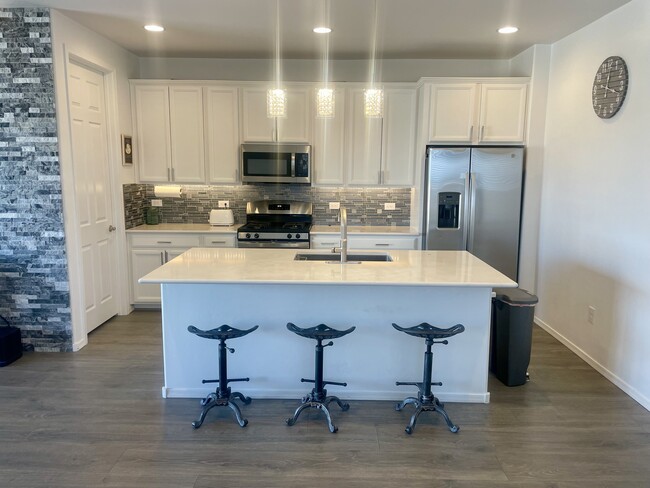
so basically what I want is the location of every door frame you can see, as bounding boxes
[57,46,131,351]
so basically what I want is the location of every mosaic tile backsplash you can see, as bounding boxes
[0,8,73,352]
[123,184,412,228]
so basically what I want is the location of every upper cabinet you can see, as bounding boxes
[204,86,240,184]
[132,84,205,183]
[346,86,416,186]
[131,81,239,184]
[312,86,346,186]
[241,85,311,143]
[427,82,527,144]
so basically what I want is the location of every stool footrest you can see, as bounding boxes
[396,381,420,387]
[301,378,347,387]
[202,377,250,385]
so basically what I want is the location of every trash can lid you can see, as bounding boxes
[493,287,538,306]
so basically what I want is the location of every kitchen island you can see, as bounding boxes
[140,248,516,403]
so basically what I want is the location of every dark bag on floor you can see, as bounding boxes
[0,315,22,367]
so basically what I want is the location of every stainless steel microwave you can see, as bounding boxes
[240,143,311,184]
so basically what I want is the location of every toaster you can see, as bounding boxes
[209,209,234,226]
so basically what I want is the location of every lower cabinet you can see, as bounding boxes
[311,234,420,250]
[128,232,236,305]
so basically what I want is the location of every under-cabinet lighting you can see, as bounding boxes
[267,88,287,118]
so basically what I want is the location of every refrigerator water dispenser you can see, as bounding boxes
[438,192,460,229]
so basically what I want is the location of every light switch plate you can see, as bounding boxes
[384,203,396,210]
[329,202,340,210]
[218,200,229,208]
[151,199,163,207]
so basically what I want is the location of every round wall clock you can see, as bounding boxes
[592,56,629,119]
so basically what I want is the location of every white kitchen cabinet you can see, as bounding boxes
[241,86,311,143]
[311,233,419,250]
[132,83,205,183]
[427,82,527,144]
[312,86,346,185]
[200,234,237,247]
[204,86,240,184]
[347,87,416,186]
[128,234,201,305]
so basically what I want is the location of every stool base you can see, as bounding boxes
[286,390,349,433]
[192,389,251,429]
[395,394,459,435]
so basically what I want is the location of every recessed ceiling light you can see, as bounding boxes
[313,26,332,34]
[498,26,518,34]
[144,24,165,32]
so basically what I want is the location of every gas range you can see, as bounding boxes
[237,201,312,248]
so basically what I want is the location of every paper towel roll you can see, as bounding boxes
[154,185,182,198]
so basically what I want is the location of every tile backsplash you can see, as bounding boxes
[123,184,412,228]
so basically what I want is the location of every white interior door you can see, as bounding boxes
[68,61,118,333]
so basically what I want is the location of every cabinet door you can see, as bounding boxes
[133,85,171,182]
[205,86,240,184]
[382,88,416,186]
[277,87,311,143]
[478,84,527,143]
[348,235,420,250]
[347,89,383,185]
[241,87,275,142]
[428,84,478,143]
[313,87,346,185]
[169,86,205,183]
[131,249,165,303]
[311,235,342,250]
[200,234,237,247]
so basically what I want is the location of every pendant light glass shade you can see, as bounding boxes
[364,88,383,118]
[316,88,335,118]
[267,88,287,118]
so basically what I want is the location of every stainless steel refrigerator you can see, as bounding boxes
[423,146,524,281]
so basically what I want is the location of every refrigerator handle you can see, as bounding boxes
[462,171,470,249]
[468,172,477,252]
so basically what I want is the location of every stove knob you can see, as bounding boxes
[287,233,292,239]
[245,233,251,239]
[254,233,260,239]
[296,234,301,239]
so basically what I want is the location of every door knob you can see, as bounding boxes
[108,225,116,232]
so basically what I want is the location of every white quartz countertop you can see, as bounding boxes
[311,225,419,235]
[126,223,239,233]
[139,248,516,288]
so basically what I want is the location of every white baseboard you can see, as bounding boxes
[72,336,88,351]
[161,386,489,403]
[535,317,650,412]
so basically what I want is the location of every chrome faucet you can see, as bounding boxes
[332,207,348,263]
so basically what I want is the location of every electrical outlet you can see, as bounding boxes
[377,208,382,214]
[151,199,163,207]
[218,200,229,208]
[329,202,340,210]
[384,202,396,210]
[587,306,596,324]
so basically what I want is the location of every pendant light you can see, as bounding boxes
[364,0,383,118]
[267,0,286,118]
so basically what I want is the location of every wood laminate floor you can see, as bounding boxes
[1,310,649,487]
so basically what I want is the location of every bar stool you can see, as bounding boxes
[285,322,355,433]
[393,322,465,435]
[187,324,258,429]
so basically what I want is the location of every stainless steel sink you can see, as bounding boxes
[294,252,393,262]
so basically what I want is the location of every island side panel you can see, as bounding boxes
[160,283,493,402]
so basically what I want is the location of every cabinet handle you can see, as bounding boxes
[157,241,172,244]
[164,250,169,262]
[480,125,485,140]
[167,168,171,181]
[470,125,474,140]
[160,251,164,265]
[375,243,390,247]
[321,242,337,246]
[171,167,175,181]
[211,240,227,244]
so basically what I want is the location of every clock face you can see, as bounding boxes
[592,56,628,119]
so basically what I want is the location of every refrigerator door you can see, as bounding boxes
[467,147,523,280]
[424,148,471,250]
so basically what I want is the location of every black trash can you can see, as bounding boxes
[490,287,538,386]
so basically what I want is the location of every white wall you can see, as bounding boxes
[139,57,511,81]
[51,10,140,348]
[537,0,650,410]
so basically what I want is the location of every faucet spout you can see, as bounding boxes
[340,207,348,263]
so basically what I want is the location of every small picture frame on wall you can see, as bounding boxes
[121,134,133,166]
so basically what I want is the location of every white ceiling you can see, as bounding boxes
[4,0,632,59]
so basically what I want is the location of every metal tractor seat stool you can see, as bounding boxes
[285,322,356,433]
[187,324,259,429]
[393,322,465,435]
